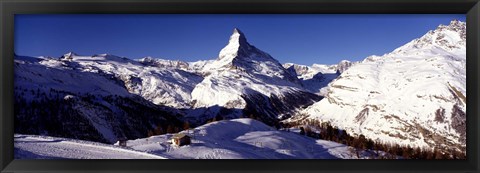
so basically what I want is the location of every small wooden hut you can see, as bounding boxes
[117,137,128,147]
[171,133,191,146]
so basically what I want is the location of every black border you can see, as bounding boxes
[1,0,479,173]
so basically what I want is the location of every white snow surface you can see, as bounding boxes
[14,134,167,159]
[15,119,383,159]
[283,61,353,95]
[188,59,215,72]
[15,53,203,108]
[127,118,371,159]
[15,56,132,99]
[299,20,466,150]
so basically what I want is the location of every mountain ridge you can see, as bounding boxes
[294,20,466,153]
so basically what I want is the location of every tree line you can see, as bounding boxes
[282,119,466,159]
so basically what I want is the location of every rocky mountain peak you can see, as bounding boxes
[336,60,353,73]
[231,28,249,46]
[218,28,253,61]
[62,52,77,60]
[392,20,466,54]
[437,19,466,33]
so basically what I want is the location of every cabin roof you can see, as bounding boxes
[172,133,189,139]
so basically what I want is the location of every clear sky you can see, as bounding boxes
[15,14,465,65]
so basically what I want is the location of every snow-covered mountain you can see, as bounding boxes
[14,54,186,143]
[189,28,321,124]
[283,60,355,95]
[295,20,466,153]
[188,59,215,73]
[14,28,322,143]
[138,56,190,70]
[40,52,204,108]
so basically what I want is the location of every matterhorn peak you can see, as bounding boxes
[218,28,253,60]
[231,28,249,46]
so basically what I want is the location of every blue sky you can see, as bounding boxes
[15,14,465,65]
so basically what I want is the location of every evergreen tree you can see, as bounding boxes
[299,127,305,135]
[183,122,190,130]
[166,125,175,134]
[147,130,154,137]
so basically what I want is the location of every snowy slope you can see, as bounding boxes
[67,53,203,108]
[15,119,387,159]
[16,52,202,108]
[15,55,185,143]
[283,60,354,81]
[297,20,466,152]
[14,134,167,159]
[189,28,321,122]
[138,56,190,70]
[127,118,378,159]
[15,55,132,98]
[188,59,215,73]
[283,60,354,95]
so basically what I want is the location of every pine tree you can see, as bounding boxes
[154,125,163,135]
[183,122,190,130]
[299,127,305,135]
[147,130,154,137]
[166,125,175,134]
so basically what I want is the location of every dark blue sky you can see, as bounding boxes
[15,14,465,65]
